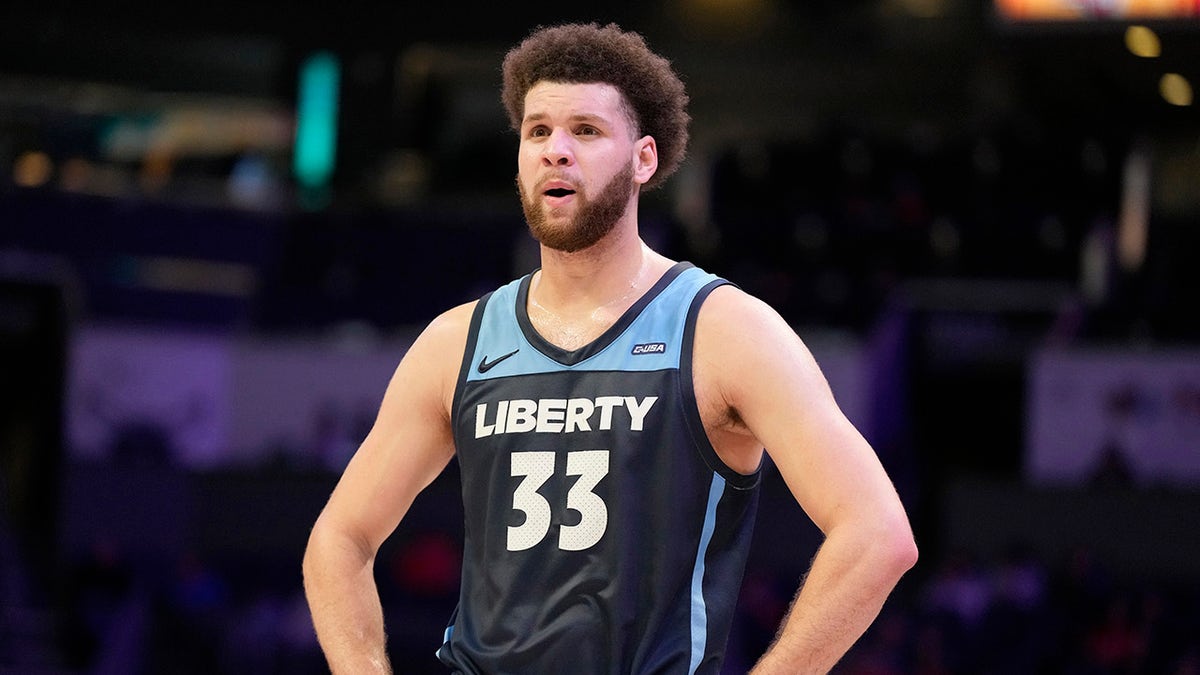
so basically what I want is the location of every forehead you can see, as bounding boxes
[522,81,633,128]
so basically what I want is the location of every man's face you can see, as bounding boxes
[516,81,647,253]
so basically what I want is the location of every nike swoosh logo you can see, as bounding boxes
[477,348,520,373]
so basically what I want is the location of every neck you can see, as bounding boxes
[533,218,657,312]
[527,230,673,352]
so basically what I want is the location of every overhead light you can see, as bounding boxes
[1160,73,1194,107]
[1124,25,1161,58]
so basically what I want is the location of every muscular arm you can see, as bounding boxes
[302,303,471,674]
[696,287,918,674]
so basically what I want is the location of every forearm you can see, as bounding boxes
[303,526,392,674]
[750,522,916,674]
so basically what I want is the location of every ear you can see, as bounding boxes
[632,135,658,186]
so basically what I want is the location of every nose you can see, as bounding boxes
[541,128,574,167]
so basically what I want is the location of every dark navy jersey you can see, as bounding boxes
[438,262,761,675]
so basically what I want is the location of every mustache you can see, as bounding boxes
[530,174,578,193]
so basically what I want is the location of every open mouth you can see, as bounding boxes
[545,188,576,198]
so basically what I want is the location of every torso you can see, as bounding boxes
[437,262,762,674]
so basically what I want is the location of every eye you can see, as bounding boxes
[576,126,600,136]
[527,125,550,138]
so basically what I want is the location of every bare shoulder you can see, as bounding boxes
[691,284,832,472]
[420,300,477,346]
[398,300,478,413]
[693,284,830,426]
[697,284,782,330]
[694,284,814,363]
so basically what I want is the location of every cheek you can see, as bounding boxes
[515,168,533,195]
[517,150,539,181]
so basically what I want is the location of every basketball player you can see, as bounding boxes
[303,23,917,674]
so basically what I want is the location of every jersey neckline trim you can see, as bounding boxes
[515,261,694,367]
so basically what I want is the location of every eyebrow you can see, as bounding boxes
[522,112,612,127]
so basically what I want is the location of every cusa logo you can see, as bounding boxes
[631,342,666,355]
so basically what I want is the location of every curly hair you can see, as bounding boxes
[501,23,691,191]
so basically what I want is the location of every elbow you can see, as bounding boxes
[881,515,919,580]
[893,529,919,577]
[302,513,376,586]
[302,514,344,589]
[850,504,917,582]
[301,519,326,589]
[831,506,919,583]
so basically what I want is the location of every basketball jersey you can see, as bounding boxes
[437,262,762,675]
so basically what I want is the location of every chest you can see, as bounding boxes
[526,305,627,352]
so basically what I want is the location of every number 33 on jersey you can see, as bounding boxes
[440,263,762,673]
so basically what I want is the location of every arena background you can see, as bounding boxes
[1,1,1198,672]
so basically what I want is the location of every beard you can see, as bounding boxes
[519,162,635,253]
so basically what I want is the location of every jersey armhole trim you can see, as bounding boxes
[450,291,492,435]
[680,279,762,491]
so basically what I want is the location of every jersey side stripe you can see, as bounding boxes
[436,625,454,662]
[689,473,726,674]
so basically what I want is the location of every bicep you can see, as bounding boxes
[702,290,901,534]
[314,307,467,554]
